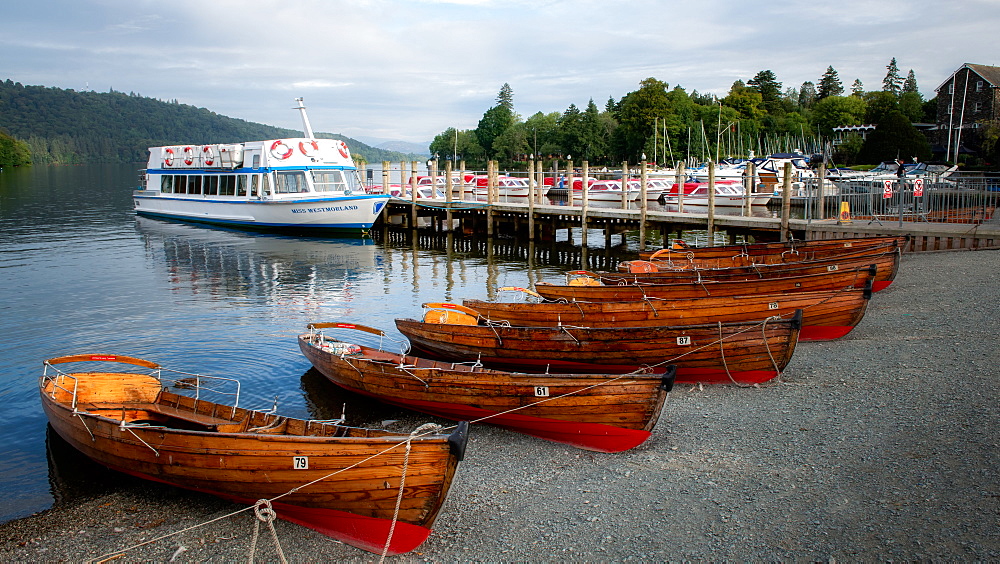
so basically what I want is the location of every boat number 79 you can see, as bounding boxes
[534,386,550,397]
[676,336,692,345]
[293,456,309,469]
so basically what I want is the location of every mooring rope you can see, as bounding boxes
[248,499,287,564]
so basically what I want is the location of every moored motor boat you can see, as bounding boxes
[395,305,803,385]
[39,353,467,555]
[298,323,676,453]
[464,280,873,342]
[133,98,390,233]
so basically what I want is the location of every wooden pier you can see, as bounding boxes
[380,198,1000,254]
[374,159,1000,254]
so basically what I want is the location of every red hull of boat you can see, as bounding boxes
[109,464,431,555]
[340,383,653,453]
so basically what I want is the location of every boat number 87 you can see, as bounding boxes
[676,336,692,345]
[293,456,309,469]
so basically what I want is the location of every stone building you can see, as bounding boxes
[935,63,1000,160]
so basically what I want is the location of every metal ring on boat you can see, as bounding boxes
[299,140,319,157]
[202,145,215,166]
[182,146,195,165]
[163,147,175,167]
[270,140,293,160]
[337,141,349,159]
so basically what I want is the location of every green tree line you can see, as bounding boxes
[431,59,944,170]
[0,79,422,167]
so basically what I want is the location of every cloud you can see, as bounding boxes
[1,0,997,143]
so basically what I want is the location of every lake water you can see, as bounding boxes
[2,164,647,523]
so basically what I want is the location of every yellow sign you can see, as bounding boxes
[838,201,852,224]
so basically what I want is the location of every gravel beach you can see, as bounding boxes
[2,249,998,562]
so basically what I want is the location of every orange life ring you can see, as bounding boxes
[182,146,195,166]
[202,145,215,166]
[337,140,349,159]
[163,147,175,167]
[299,140,319,157]
[270,140,293,160]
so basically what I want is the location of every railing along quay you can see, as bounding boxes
[372,160,1000,253]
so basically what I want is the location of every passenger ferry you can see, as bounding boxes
[133,99,390,233]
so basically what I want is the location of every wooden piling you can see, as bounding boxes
[528,159,535,240]
[707,161,716,245]
[581,160,589,248]
[639,160,648,251]
[675,160,685,212]
[780,162,792,241]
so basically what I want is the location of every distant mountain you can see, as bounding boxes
[0,79,426,165]
[376,140,431,156]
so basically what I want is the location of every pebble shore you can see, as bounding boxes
[2,249,998,562]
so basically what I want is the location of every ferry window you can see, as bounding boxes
[312,170,348,192]
[219,175,235,196]
[237,175,247,196]
[205,175,219,195]
[188,175,202,195]
[262,174,271,195]
[174,175,187,194]
[276,171,309,193]
[250,175,259,197]
[252,154,261,168]
[160,175,173,193]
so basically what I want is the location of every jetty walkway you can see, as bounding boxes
[382,198,1000,253]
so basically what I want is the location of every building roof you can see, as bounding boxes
[935,63,1000,92]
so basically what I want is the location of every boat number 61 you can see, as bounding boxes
[293,456,309,469]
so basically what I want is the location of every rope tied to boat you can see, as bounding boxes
[379,422,442,563]
[248,499,288,564]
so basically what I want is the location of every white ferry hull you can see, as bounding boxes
[133,193,389,231]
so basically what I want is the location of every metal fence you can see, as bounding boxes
[786,173,1000,226]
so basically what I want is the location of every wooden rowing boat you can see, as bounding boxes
[614,246,899,291]
[534,264,876,302]
[298,323,676,453]
[637,235,907,261]
[39,354,468,555]
[395,307,802,385]
[463,280,872,342]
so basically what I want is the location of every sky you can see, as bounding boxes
[3,0,999,148]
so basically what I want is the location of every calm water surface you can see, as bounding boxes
[0,164,614,523]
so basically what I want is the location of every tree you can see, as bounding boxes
[747,70,783,113]
[614,78,671,161]
[429,128,483,164]
[0,130,31,166]
[817,66,844,99]
[559,103,584,158]
[475,85,518,158]
[883,58,903,95]
[523,111,561,159]
[722,81,764,121]
[851,79,865,97]
[856,110,931,164]
[496,83,514,111]
[798,81,817,108]
[812,95,867,135]
[902,70,918,94]
[864,91,900,124]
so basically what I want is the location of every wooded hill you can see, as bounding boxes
[0,79,422,166]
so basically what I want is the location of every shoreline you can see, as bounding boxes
[2,249,998,561]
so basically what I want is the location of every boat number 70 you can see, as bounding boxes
[293,456,309,469]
